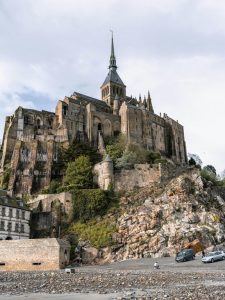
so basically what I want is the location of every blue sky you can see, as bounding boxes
[0,0,224,173]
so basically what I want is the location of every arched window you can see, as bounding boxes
[37,118,41,129]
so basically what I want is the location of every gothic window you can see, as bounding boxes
[37,118,41,129]
[116,87,119,94]
[63,106,68,116]
[113,86,115,95]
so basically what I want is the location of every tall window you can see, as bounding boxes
[9,209,13,218]
[22,211,25,220]
[7,222,12,231]
[0,221,4,231]
[15,223,19,232]
[2,207,5,216]
[21,224,24,233]
[16,210,20,219]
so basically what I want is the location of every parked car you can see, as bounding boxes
[202,251,225,263]
[175,249,195,262]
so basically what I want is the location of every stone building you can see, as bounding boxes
[0,35,187,195]
[0,238,70,271]
[0,189,30,240]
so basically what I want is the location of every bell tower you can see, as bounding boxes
[101,34,126,108]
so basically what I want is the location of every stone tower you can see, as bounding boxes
[100,34,126,108]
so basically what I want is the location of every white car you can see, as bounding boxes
[202,251,225,263]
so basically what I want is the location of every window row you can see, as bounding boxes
[0,208,25,219]
[0,221,24,233]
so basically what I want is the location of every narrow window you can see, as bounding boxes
[1,221,4,231]
[22,211,25,220]
[21,224,24,233]
[16,210,19,219]
[0,263,5,266]
[7,222,12,231]
[32,262,41,265]
[2,208,5,216]
[9,209,13,218]
[15,223,19,232]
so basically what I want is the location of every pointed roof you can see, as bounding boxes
[109,33,117,70]
[101,33,126,88]
[101,69,125,87]
[147,90,154,113]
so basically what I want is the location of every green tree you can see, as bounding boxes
[64,155,93,189]
[62,141,100,165]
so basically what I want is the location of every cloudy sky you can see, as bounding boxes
[0,0,224,173]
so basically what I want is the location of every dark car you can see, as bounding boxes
[175,249,195,262]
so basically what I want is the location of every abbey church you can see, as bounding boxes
[0,36,187,195]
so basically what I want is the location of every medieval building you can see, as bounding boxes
[0,36,187,195]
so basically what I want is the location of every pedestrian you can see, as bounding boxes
[202,250,205,257]
[154,262,160,269]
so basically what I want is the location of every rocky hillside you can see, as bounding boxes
[76,168,225,264]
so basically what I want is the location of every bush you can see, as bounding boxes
[42,180,61,194]
[116,150,137,169]
[105,134,126,162]
[72,189,109,221]
[1,167,11,190]
[69,219,116,249]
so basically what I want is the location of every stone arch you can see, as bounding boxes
[36,117,42,129]
[103,119,112,137]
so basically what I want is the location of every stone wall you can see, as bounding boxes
[0,238,70,271]
[29,192,73,220]
[114,164,161,192]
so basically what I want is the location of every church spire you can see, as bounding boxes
[147,90,154,113]
[109,32,117,70]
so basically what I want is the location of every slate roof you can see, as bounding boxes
[101,69,125,87]
[0,190,30,211]
[72,92,111,112]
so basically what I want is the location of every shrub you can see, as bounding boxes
[42,180,61,194]
[105,134,126,162]
[72,189,108,221]
[69,219,116,249]
[116,150,137,169]
[1,167,11,190]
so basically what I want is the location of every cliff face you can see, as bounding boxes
[110,169,225,261]
[77,168,225,264]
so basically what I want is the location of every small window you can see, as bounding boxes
[9,209,13,218]
[2,208,5,216]
[16,210,20,219]
[22,211,25,220]
[0,263,5,266]
[21,224,24,233]
[15,223,19,232]
[32,262,41,265]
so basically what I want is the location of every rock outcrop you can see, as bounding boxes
[77,168,225,264]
